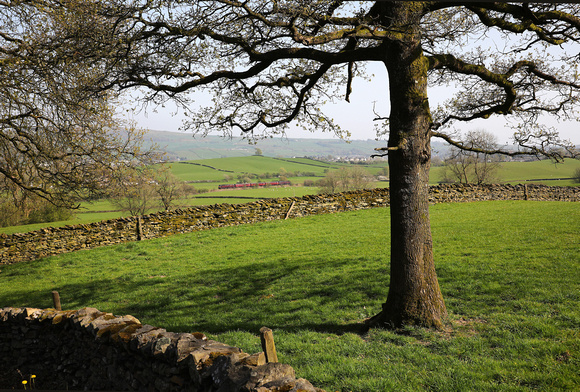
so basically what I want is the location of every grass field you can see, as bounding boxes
[429,159,580,186]
[1,201,578,391]
[169,156,344,181]
[171,156,580,186]
[174,156,580,187]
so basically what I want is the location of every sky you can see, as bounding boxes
[133,62,580,146]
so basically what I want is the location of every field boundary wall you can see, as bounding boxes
[0,306,321,391]
[1,184,578,265]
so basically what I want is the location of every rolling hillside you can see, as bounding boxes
[169,155,580,186]
[168,156,349,182]
[144,130,436,160]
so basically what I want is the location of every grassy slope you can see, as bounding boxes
[176,156,344,176]
[144,131,388,160]
[165,156,346,183]
[497,159,580,184]
[429,159,580,186]
[177,156,580,185]
[1,201,578,391]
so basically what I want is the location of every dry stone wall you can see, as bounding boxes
[0,306,321,391]
[1,184,578,265]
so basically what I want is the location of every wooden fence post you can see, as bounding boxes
[260,327,278,363]
[137,216,143,241]
[285,201,296,220]
[51,291,62,310]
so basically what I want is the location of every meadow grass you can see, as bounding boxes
[175,156,580,186]
[496,160,580,183]
[429,159,580,186]
[1,201,578,391]
[177,156,340,177]
[168,161,234,182]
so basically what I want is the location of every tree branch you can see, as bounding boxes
[432,130,578,163]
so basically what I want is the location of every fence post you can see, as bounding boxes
[285,201,296,220]
[51,291,62,310]
[524,184,529,201]
[260,327,278,363]
[137,216,143,241]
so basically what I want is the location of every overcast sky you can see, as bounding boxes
[133,62,580,145]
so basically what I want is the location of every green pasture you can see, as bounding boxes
[1,201,578,391]
[497,159,580,185]
[429,159,580,186]
[165,156,342,184]
[167,161,232,182]
[172,156,580,188]
[178,156,335,177]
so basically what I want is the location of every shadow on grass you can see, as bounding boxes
[2,256,384,337]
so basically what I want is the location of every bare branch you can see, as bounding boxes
[432,129,578,163]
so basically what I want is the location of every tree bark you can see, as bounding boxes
[368,2,447,329]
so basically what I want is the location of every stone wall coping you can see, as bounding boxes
[0,306,323,391]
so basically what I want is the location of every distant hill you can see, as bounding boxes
[144,130,452,160]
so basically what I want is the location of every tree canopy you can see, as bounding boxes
[0,0,155,207]
[79,1,579,157]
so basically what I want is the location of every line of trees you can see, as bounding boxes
[441,130,501,185]
[109,166,196,216]
[316,167,373,194]
[0,186,72,227]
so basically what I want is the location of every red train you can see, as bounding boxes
[218,180,291,189]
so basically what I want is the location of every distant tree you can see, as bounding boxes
[278,167,289,182]
[154,166,191,211]
[442,130,501,184]
[317,171,341,194]
[379,166,389,178]
[254,148,263,156]
[441,154,473,184]
[318,167,371,193]
[110,167,158,216]
[431,157,444,167]
[573,168,580,184]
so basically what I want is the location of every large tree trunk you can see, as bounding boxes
[368,2,447,329]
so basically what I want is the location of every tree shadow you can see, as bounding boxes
[2,255,385,337]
